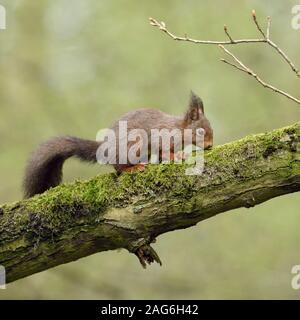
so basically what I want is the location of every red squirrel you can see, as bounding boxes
[23,91,213,198]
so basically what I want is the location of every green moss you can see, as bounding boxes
[0,122,299,243]
[0,122,299,283]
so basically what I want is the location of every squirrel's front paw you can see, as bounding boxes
[122,163,146,173]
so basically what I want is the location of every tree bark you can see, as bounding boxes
[0,122,299,283]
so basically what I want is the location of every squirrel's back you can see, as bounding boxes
[23,91,213,198]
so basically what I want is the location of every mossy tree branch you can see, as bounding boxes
[1,122,299,283]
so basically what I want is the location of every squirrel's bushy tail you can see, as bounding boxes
[23,136,100,198]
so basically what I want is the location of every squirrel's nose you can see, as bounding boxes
[205,142,213,150]
[202,138,213,150]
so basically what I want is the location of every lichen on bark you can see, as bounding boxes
[0,122,299,283]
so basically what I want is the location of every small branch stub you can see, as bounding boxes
[135,245,162,269]
[224,24,234,43]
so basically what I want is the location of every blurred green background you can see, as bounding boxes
[0,0,300,299]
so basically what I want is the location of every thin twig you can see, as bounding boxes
[252,10,266,38]
[219,45,250,72]
[219,45,300,104]
[266,16,271,39]
[251,11,300,77]
[224,25,234,43]
[149,10,300,105]
[220,58,250,74]
[266,38,300,77]
[149,17,266,45]
[149,11,300,78]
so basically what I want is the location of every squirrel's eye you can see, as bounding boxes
[196,128,205,136]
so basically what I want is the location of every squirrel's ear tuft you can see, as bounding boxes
[185,91,204,121]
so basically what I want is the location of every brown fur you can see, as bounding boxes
[23,137,100,198]
[23,91,213,198]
